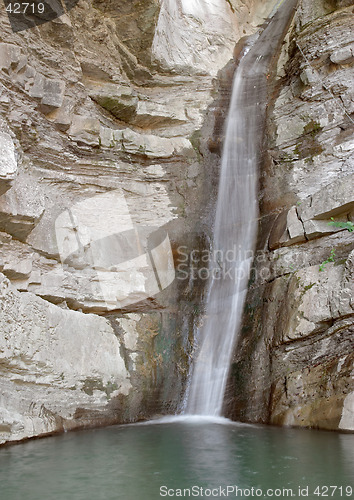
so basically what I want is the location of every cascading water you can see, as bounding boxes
[185,0,299,417]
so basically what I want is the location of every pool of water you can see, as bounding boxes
[0,417,353,500]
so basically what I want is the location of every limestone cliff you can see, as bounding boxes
[226,0,354,431]
[0,0,278,444]
[1,0,352,445]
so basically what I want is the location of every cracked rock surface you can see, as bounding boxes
[225,0,354,432]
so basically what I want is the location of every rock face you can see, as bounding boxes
[0,127,17,196]
[0,274,131,442]
[151,0,238,75]
[226,0,354,432]
[1,0,352,444]
[0,0,279,444]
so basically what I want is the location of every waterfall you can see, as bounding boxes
[185,0,299,417]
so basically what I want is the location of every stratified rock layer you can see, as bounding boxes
[1,0,352,442]
[0,273,131,442]
[0,0,280,444]
[226,0,354,432]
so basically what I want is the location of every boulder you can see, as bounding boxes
[330,45,354,65]
[0,43,21,72]
[29,73,66,111]
[298,174,354,221]
[68,115,101,146]
[0,173,45,240]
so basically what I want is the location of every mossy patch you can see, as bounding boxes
[189,130,202,158]
[293,120,324,160]
[303,120,322,136]
[81,378,119,397]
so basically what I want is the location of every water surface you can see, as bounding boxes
[0,418,353,500]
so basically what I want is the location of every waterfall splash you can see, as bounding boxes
[185,0,299,417]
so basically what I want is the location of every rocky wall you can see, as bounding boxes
[226,0,354,431]
[0,0,278,444]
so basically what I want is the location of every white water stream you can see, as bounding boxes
[185,56,259,417]
[185,0,299,417]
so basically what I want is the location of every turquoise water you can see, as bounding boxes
[0,417,353,500]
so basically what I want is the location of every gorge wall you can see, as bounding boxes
[226,0,354,431]
[0,0,279,444]
[0,0,353,445]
